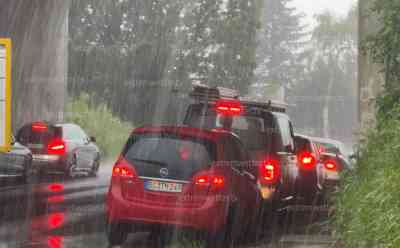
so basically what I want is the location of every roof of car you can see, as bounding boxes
[133,125,233,141]
[311,137,343,147]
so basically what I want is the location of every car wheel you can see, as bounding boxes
[206,206,240,248]
[20,159,35,184]
[106,222,128,246]
[90,158,100,177]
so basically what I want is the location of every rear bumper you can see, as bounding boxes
[32,155,67,174]
[106,186,229,233]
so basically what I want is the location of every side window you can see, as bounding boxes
[278,117,294,152]
[63,125,87,141]
[222,137,236,162]
[231,137,248,162]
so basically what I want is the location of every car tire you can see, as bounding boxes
[66,155,77,178]
[206,206,240,248]
[20,158,35,184]
[90,158,100,177]
[106,222,128,246]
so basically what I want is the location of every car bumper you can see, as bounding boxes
[32,155,67,174]
[106,187,228,233]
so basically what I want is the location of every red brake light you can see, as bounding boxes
[298,151,316,170]
[324,160,337,171]
[112,158,137,178]
[259,159,280,184]
[215,100,243,116]
[47,139,66,155]
[194,173,225,188]
[32,122,48,132]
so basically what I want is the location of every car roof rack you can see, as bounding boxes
[240,98,287,113]
[189,83,287,113]
[189,83,240,102]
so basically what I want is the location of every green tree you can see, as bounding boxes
[366,0,400,115]
[288,7,358,140]
[170,0,262,93]
[253,0,307,98]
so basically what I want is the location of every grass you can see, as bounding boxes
[335,105,400,247]
[65,94,133,160]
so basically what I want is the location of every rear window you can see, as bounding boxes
[184,104,274,151]
[316,142,340,154]
[17,124,61,145]
[122,132,216,181]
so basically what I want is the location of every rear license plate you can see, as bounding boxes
[145,180,183,193]
[27,143,44,149]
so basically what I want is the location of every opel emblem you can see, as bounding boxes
[160,168,169,178]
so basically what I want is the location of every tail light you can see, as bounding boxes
[193,171,225,190]
[47,139,66,155]
[215,100,243,116]
[112,157,137,179]
[259,158,280,184]
[324,159,338,171]
[298,151,316,170]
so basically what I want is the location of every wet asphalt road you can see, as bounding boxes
[0,164,335,248]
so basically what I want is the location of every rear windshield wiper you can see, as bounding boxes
[129,158,168,167]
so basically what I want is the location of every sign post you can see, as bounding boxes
[0,39,12,153]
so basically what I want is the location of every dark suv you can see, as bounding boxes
[183,85,299,211]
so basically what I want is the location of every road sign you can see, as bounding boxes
[0,39,12,152]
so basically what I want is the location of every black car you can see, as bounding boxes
[294,133,323,204]
[183,84,299,209]
[16,122,101,177]
[0,136,33,183]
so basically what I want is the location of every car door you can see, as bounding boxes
[275,115,298,198]
[230,136,260,222]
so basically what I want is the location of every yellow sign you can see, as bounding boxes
[0,39,12,152]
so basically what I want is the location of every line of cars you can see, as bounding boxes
[105,84,355,247]
[0,122,101,184]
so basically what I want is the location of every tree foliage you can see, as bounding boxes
[288,7,358,140]
[69,0,262,124]
[253,0,306,95]
[366,0,400,115]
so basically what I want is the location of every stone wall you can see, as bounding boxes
[0,0,70,130]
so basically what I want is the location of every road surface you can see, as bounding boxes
[0,163,335,248]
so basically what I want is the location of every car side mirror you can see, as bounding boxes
[11,135,16,145]
[90,136,96,143]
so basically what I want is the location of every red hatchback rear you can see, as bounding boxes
[106,126,261,247]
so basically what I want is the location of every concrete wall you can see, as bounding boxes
[0,0,69,130]
[358,0,384,136]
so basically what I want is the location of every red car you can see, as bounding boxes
[105,126,261,247]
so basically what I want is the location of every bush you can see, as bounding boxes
[335,105,400,247]
[66,94,133,159]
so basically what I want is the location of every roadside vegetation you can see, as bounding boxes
[335,0,400,247]
[66,94,133,159]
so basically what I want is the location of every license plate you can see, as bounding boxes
[145,180,183,193]
[27,143,44,149]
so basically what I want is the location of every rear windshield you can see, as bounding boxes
[185,104,274,151]
[17,124,61,145]
[123,132,216,181]
[316,142,341,154]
